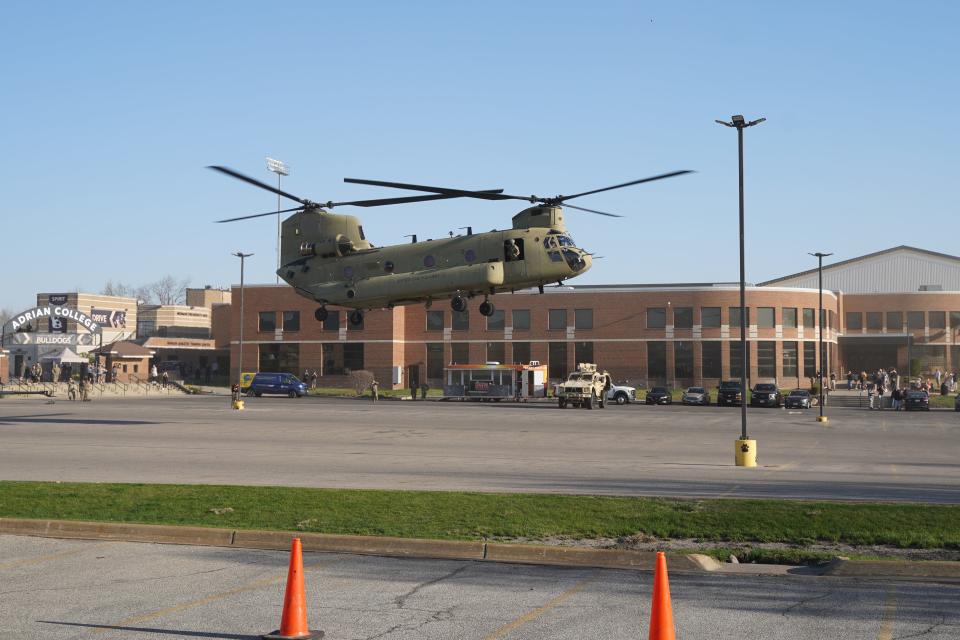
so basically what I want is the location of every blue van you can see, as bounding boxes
[246,372,307,398]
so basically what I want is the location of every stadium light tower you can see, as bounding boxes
[716,114,765,466]
[266,157,289,284]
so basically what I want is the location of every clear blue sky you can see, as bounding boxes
[2,1,957,312]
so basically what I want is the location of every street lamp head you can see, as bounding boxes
[265,157,289,176]
[731,114,745,125]
[809,252,834,258]
[232,251,254,259]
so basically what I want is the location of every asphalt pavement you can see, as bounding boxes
[2,535,957,640]
[0,395,958,502]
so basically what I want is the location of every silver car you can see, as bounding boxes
[681,386,711,406]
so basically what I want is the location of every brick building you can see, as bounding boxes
[229,245,960,389]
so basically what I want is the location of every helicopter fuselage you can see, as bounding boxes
[278,205,592,310]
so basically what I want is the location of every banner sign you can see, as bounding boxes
[3,306,102,334]
[8,333,97,346]
[48,294,69,306]
[91,308,127,328]
[48,315,67,333]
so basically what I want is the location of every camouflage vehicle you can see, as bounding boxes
[556,363,612,409]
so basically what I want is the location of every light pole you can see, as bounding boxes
[232,252,253,384]
[810,252,833,422]
[716,114,765,466]
[266,157,289,284]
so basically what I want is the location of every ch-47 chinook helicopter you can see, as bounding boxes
[210,166,691,326]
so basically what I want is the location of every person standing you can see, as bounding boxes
[867,382,875,410]
[150,363,158,384]
[161,370,169,388]
[311,370,318,390]
[829,371,836,390]
[370,379,379,402]
[410,376,419,400]
[80,377,90,402]
[935,369,942,388]
[421,381,430,400]
[846,370,854,390]
[52,363,61,387]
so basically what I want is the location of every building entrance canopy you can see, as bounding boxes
[40,347,87,363]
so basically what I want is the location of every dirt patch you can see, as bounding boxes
[495,534,960,563]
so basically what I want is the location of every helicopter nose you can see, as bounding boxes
[578,252,593,273]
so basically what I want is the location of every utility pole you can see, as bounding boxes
[232,252,253,384]
[716,114,765,466]
[810,252,833,423]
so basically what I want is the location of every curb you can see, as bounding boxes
[0,518,710,572]
[2,518,958,580]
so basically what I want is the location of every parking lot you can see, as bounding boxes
[1,395,958,502]
[2,535,958,640]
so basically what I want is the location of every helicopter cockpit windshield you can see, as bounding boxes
[543,233,578,250]
[544,234,586,272]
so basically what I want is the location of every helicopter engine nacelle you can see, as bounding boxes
[299,234,354,259]
[511,205,566,233]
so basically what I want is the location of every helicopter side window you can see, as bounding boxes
[543,237,558,249]
[358,226,366,240]
[424,255,435,268]
[464,249,476,263]
[558,235,576,248]
[504,239,524,262]
[549,251,564,262]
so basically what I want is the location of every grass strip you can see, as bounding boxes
[0,481,957,549]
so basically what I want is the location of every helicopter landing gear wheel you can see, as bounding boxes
[478,300,495,317]
[451,295,467,313]
[349,310,364,326]
[314,307,328,322]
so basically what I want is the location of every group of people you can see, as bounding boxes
[302,369,320,389]
[846,367,957,410]
[408,377,430,400]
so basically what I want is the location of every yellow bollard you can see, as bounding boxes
[232,400,245,411]
[816,415,829,423]
[735,438,757,467]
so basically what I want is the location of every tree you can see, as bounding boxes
[150,276,190,305]
[0,308,12,326]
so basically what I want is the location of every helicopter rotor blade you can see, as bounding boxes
[561,203,622,218]
[555,170,694,202]
[208,165,310,205]
[341,189,505,208]
[215,206,305,223]
[345,178,522,202]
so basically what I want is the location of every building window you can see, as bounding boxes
[803,342,816,376]
[647,342,666,380]
[282,311,300,332]
[782,341,798,377]
[575,341,593,364]
[486,342,505,363]
[452,310,469,331]
[574,309,593,330]
[259,343,299,374]
[730,341,751,379]
[426,343,443,380]
[258,311,277,332]
[729,307,750,329]
[887,311,903,331]
[343,343,364,371]
[803,308,815,329]
[866,312,883,330]
[323,310,341,331]
[674,307,693,329]
[951,311,960,330]
[647,308,666,329]
[758,307,775,328]
[701,342,721,378]
[907,311,925,330]
[548,342,567,380]
[758,341,776,378]
[846,312,863,330]
[930,311,946,329]
[512,309,531,331]
[782,308,798,329]
[674,341,694,379]
[548,309,567,330]
[829,310,836,330]
[701,307,721,328]
[426,310,444,331]
[512,342,531,364]
[451,342,469,364]
[487,309,505,331]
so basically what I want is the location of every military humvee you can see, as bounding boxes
[556,363,612,409]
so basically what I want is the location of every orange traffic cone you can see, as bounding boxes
[648,551,676,640]
[263,538,323,639]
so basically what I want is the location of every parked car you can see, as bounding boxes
[716,381,743,406]
[607,384,637,405]
[955,394,960,412]
[681,387,710,406]
[246,372,307,398]
[750,383,782,408]
[645,387,672,405]
[784,389,812,409]
[904,390,930,411]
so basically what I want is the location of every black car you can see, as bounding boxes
[955,394,960,412]
[904,391,930,411]
[645,387,672,405]
[717,381,743,406]
[750,383,782,408]
[784,389,812,409]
